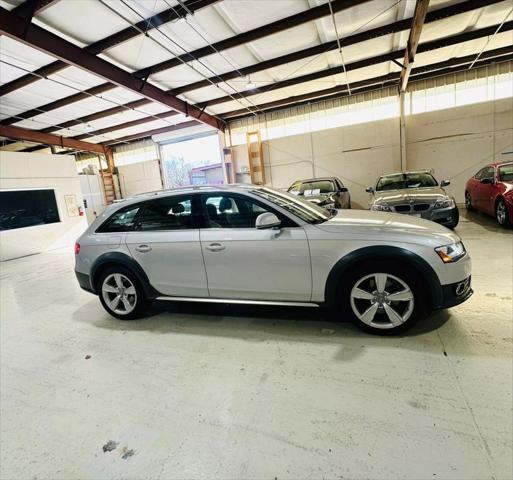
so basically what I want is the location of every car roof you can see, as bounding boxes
[377,171,433,179]
[111,183,259,207]
[488,161,513,167]
[292,177,340,183]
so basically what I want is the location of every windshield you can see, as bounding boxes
[288,180,337,196]
[251,187,332,224]
[499,164,513,181]
[376,172,438,191]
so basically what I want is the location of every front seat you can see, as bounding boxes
[218,197,233,227]
[206,203,221,228]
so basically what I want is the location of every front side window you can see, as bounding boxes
[251,188,332,224]
[498,164,513,181]
[138,196,194,231]
[203,194,273,228]
[97,205,140,233]
[0,189,60,231]
[376,173,438,191]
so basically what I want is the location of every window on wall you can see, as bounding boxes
[0,189,60,231]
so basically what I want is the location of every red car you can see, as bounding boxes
[465,162,513,226]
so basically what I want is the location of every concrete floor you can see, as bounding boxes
[1,210,512,480]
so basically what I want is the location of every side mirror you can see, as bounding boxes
[480,177,493,184]
[366,187,374,194]
[339,187,348,193]
[440,180,450,187]
[256,212,281,229]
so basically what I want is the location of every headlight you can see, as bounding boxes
[435,242,466,263]
[371,204,392,212]
[434,198,455,209]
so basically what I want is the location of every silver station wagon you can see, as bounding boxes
[75,185,472,335]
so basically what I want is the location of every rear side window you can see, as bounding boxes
[138,195,194,231]
[97,205,140,233]
[499,164,513,181]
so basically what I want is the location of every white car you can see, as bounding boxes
[74,185,472,335]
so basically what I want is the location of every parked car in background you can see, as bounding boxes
[367,171,459,229]
[465,162,513,227]
[75,185,472,335]
[287,177,350,209]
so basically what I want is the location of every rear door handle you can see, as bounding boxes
[206,242,226,252]
[135,244,152,253]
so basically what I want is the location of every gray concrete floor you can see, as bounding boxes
[1,210,512,480]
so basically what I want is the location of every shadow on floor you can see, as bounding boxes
[73,297,453,358]
[458,208,513,234]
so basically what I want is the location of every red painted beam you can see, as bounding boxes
[0,6,223,130]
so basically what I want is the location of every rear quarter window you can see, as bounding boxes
[96,205,141,233]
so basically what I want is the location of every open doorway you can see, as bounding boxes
[159,133,224,188]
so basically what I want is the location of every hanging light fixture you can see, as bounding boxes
[245,75,256,90]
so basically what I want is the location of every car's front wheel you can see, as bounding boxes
[496,198,511,227]
[343,262,426,335]
[465,191,475,211]
[98,267,149,319]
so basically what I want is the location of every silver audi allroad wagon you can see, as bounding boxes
[75,185,472,335]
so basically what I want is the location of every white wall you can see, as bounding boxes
[0,151,88,261]
[406,97,513,203]
[231,97,513,207]
[117,160,162,198]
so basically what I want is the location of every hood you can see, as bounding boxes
[316,209,460,247]
[372,187,449,205]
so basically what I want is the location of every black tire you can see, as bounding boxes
[97,266,150,320]
[465,191,475,212]
[495,198,511,227]
[339,261,427,335]
[445,208,459,229]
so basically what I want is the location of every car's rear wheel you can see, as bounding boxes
[496,198,511,227]
[98,266,149,320]
[465,191,475,211]
[342,262,426,335]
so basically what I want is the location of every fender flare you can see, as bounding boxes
[323,246,442,308]
[90,251,160,298]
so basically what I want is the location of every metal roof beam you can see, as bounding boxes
[0,124,107,153]
[222,47,513,120]
[399,0,430,91]
[0,6,223,130]
[195,20,513,108]
[0,0,219,96]
[12,0,60,18]
[100,120,200,146]
[0,0,368,118]
[1,0,504,129]
[172,0,504,96]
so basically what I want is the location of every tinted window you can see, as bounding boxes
[138,196,193,231]
[475,167,493,180]
[203,194,272,228]
[0,189,60,231]
[376,173,438,191]
[251,188,332,224]
[499,164,513,181]
[97,205,140,233]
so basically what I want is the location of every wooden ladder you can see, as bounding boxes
[101,171,116,204]
[246,131,265,185]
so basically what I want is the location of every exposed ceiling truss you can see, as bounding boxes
[0,0,512,153]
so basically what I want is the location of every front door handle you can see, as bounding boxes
[135,244,152,253]
[206,242,226,252]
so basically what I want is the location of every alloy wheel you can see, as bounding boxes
[101,273,137,315]
[465,192,472,209]
[496,201,506,225]
[350,273,414,329]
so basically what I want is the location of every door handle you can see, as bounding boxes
[135,244,152,253]
[206,242,226,252]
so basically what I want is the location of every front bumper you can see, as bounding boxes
[436,275,473,309]
[429,206,459,226]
